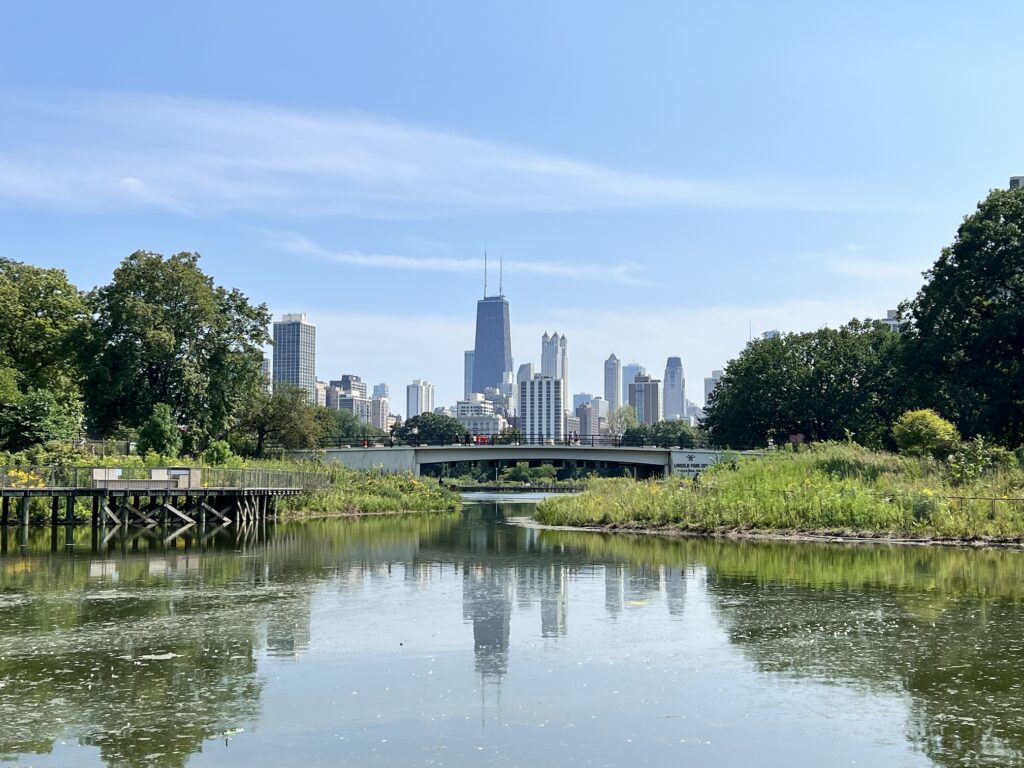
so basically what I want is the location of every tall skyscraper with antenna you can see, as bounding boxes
[471,253,513,395]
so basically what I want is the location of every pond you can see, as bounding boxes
[1,496,1022,767]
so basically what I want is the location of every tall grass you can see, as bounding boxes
[534,442,1024,539]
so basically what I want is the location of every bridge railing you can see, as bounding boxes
[317,434,754,450]
[0,466,331,492]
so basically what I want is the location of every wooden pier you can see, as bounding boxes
[0,466,322,532]
[0,485,299,527]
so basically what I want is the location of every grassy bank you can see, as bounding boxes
[280,465,459,516]
[534,443,1024,540]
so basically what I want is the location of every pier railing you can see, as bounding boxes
[0,466,331,492]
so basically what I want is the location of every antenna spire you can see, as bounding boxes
[499,253,503,296]
[484,247,488,298]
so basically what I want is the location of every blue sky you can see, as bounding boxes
[1,2,1021,409]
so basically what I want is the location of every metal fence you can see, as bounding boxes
[0,466,331,492]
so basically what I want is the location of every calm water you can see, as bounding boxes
[2,497,1024,767]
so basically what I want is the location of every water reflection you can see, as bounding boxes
[1,501,1023,766]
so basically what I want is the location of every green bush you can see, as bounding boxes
[893,409,959,458]
[202,439,239,467]
[137,403,182,458]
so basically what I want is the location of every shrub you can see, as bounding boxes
[137,403,182,458]
[893,409,959,458]
[203,439,237,466]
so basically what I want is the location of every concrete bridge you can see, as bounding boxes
[322,444,735,478]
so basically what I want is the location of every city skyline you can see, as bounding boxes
[4,3,1021,408]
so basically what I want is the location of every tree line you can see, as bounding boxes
[0,251,379,461]
[703,188,1024,451]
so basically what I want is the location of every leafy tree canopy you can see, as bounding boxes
[392,412,468,445]
[702,321,908,449]
[84,252,270,450]
[137,402,182,458]
[906,188,1024,445]
[231,385,322,458]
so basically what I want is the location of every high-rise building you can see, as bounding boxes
[372,383,389,399]
[272,313,316,402]
[663,357,685,420]
[703,369,724,406]
[406,379,434,419]
[472,295,513,395]
[519,375,564,443]
[370,396,390,431]
[1011,176,1023,189]
[573,392,594,411]
[629,374,663,425]
[622,363,645,398]
[330,374,367,398]
[576,401,601,438]
[604,354,621,412]
[516,363,534,386]
[338,394,371,424]
[464,350,475,398]
[314,380,328,408]
[541,332,569,401]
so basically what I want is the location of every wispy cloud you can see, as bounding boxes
[797,245,928,286]
[271,232,646,284]
[0,92,847,217]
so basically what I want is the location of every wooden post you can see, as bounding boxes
[51,496,60,527]
[66,493,76,526]
[92,494,100,527]
[21,495,31,526]
[2,496,9,527]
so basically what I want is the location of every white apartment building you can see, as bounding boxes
[519,375,564,444]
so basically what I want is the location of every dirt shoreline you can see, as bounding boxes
[510,517,1024,549]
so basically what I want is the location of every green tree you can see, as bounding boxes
[892,409,959,458]
[316,407,385,443]
[0,258,89,391]
[137,403,182,457]
[906,188,1024,445]
[703,321,908,449]
[608,404,638,438]
[0,259,89,452]
[392,412,468,445]
[493,426,524,444]
[84,252,270,451]
[232,385,322,458]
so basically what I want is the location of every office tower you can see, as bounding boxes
[604,354,621,411]
[406,379,434,419]
[1011,176,1023,189]
[370,396,390,431]
[314,381,328,408]
[516,363,534,386]
[622,363,645,398]
[663,357,685,420]
[628,374,663,425]
[573,392,594,411]
[338,394,372,424]
[464,350,475,398]
[272,313,316,401]
[704,369,724,405]
[519,375,564,443]
[330,374,367,398]
[541,332,569,402]
[472,295,513,395]
[372,383,389,399]
[576,401,601,437]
